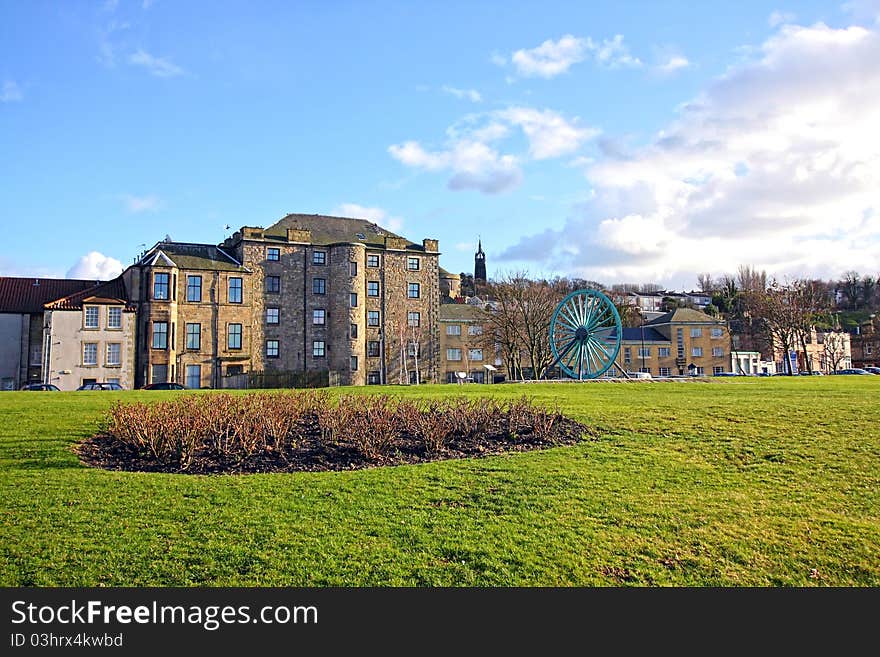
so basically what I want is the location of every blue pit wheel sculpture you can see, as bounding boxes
[549,289,622,380]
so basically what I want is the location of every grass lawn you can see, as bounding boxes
[1,378,878,586]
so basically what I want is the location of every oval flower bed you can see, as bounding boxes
[75,391,590,474]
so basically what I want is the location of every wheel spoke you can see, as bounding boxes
[556,313,579,331]
[576,342,584,380]
[559,305,581,328]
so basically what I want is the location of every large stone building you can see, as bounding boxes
[124,213,441,388]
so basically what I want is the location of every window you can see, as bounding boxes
[447,348,462,361]
[350,262,358,276]
[84,306,99,329]
[367,341,380,357]
[471,371,485,384]
[367,311,380,326]
[711,328,724,338]
[638,367,651,374]
[351,356,358,371]
[313,251,326,265]
[153,273,170,300]
[152,322,168,349]
[367,371,381,385]
[638,347,651,358]
[186,275,202,302]
[350,293,358,308]
[407,257,420,271]
[624,347,632,364]
[350,323,358,339]
[713,366,724,375]
[228,324,242,350]
[266,308,279,324]
[659,367,671,377]
[266,276,281,294]
[446,324,461,336]
[469,349,483,361]
[367,281,379,297]
[695,366,705,376]
[408,342,419,357]
[692,347,703,357]
[407,311,420,327]
[107,377,120,385]
[228,277,243,303]
[312,278,325,295]
[311,309,326,325]
[107,307,122,329]
[712,347,724,357]
[29,344,42,366]
[677,328,685,358]
[266,340,279,358]
[267,247,280,261]
[185,365,201,389]
[658,347,671,357]
[186,323,201,350]
[468,325,483,336]
[83,343,98,366]
[367,254,380,267]
[690,328,703,338]
[408,282,420,298]
[106,343,121,366]
[446,372,459,384]
[313,340,325,357]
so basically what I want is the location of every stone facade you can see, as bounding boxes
[438,303,495,383]
[223,219,441,386]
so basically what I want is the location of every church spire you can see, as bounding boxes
[474,236,486,283]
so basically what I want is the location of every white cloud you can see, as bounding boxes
[336,203,404,233]
[509,34,642,78]
[1,80,22,103]
[656,54,690,74]
[496,107,599,159]
[511,34,588,78]
[121,194,161,213]
[129,49,184,77]
[499,22,880,287]
[592,34,642,68]
[441,85,482,102]
[489,52,507,67]
[455,241,477,252]
[768,11,796,27]
[389,106,597,193]
[67,252,123,280]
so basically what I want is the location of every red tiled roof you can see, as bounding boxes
[0,277,98,314]
[44,277,134,311]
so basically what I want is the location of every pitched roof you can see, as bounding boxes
[44,277,134,311]
[439,267,460,278]
[140,242,247,272]
[263,213,423,250]
[645,307,724,326]
[0,277,98,314]
[621,327,669,342]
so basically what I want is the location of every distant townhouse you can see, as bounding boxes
[616,307,731,377]
[0,276,126,390]
[439,303,498,383]
[851,316,878,369]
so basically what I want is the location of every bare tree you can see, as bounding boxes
[822,331,849,372]
[840,271,861,310]
[409,324,423,384]
[737,265,767,294]
[697,273,715,293]
[747,279,802,375]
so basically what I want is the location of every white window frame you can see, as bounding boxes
[84,306,99,329]
[468,348,483,361]
[690,328,703,338]
[446,324,461,336]
[312,340,325,357]
[266,340,279,358]
[266,307,279,324]
[712,347,724,357]
[83,342,98,366]
[107,306,122,329]
[692,347,703,357]
[313,309,326,325]
[106,342,121,366]
[446,348,462,361]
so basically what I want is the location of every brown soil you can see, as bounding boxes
[75,417,591,475]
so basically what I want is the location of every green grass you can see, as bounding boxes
[1,378,878,586]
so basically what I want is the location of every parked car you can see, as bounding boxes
[20,383,60,391]
[141,382,188,390]
[76,382,125,390]
[713,372,743,377]
[626,371,652,379]
[797,370,824,376]
[864,367,880,375]
[833,368,872,375]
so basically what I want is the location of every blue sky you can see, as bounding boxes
[2,1,878,289]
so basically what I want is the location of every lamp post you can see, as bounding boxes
[639,308,645,373]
